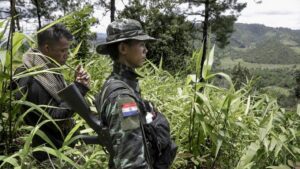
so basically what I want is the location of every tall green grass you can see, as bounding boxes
[1,15,300,169]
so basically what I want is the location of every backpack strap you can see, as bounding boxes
[95,79,153,168]
[95,79,136,120]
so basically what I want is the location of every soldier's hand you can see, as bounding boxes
[75,65,90,88]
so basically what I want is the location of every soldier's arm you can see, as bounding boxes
[105,94,149,169]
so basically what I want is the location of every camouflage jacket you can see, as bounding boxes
[95,63,150,169]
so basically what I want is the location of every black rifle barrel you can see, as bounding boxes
[57,83,102,136]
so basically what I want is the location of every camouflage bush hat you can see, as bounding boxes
[96,18,155,55]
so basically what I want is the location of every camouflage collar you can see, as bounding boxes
[112,63,143,80]
[112,63,142,94]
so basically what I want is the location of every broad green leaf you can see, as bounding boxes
[206,72,234,90]
[0,50,6,68]
[244,95,251,115]
[35,13,72,35]
[282,144,296,159]
[200,121,207,136]
[12,100,63,137]
[252,98,265,110]
[12,32,26,57]
[13,66,62,80]
[235,141,260,169]
[22,33,36,47]
[189,157,198,166]
[200,83,223,91]
[0,68,9,79]
[288,128,296,139]
[262,100,276,117]
[33,147,80,169]
[221,94,233,119]
[291,146,300,154]
[65,134,91,148]
[288,160,294,167]
[0,154,20,168]
[263,138,270,153]
[22,126,56,149]
[85,60,95,68]
[274,141,283,158]
[186,74,196,84]
[269,137,277,151]
[159,56,163,71]
[271,133,295,158]
[266,164,291,169]
[71,28,82,35]
[0,19,9,41]
[146,59,159,71]
[215,131,223,158]
[196,92,213,113]
[70,41,82,58]
[63,120,83,146]
[22,119,56,158]
[194,43,203,79]
[0,20,6,27]
[202,45,215,79]
[259,113,273,141]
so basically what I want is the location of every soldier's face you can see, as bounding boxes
[44,37,70,65]
[119,40,148,68]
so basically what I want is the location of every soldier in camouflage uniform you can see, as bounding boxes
[95,19,156,168]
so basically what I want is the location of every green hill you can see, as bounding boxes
[213,24,300,109]
[220,23,300,64]
[231,38,300,64]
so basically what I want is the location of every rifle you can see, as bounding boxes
[57,83,112,151]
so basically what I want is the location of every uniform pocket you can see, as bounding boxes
[121,115,140,131]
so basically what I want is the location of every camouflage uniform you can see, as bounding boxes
[95,19,155,169]
[96,63,150,169]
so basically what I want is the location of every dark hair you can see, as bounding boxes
[106,40,134,61]
[37,23,73,47]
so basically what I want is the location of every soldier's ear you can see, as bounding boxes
[39,43,49,54]
[118,42,128,55]
[44,44,50,52]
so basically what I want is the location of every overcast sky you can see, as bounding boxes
[2,0,299,33]
[92,0,300,33]
[237,0,300,30]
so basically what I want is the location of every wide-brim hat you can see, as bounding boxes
[96,19,156,55]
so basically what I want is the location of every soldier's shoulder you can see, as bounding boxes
[116,94,136,104]
[105,78,132,94]
[100,79,135,103]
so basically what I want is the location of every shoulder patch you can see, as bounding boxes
[122,102,139,117]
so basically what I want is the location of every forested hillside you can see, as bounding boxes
[214,23,300,109]
[221,23,300,64]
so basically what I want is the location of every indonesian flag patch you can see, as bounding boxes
[121,102,139,117]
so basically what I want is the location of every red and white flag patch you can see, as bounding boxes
[121,102,139,117]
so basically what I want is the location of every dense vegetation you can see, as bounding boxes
[1,23,300,168]
[1,1,300,169]
[228,39,300,64]
[212,23,300,110]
